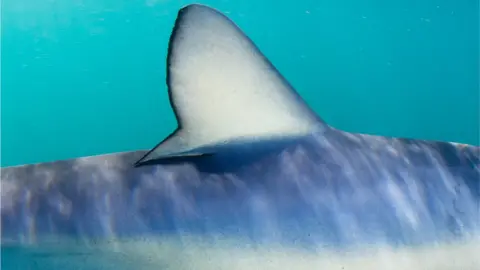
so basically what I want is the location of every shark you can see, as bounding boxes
[1,4,479,270]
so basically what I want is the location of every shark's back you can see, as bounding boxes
[2,129,478,247]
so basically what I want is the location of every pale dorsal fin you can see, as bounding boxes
[135,4,324,166]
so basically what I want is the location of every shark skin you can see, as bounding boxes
[1,4,479,270]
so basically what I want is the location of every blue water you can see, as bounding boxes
[1,0,479,269]
[1,0,478,167]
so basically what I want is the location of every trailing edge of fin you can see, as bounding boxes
[135,4,324,166]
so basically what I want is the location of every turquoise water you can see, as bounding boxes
[2,0,478,167]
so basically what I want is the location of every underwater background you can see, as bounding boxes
[1,0,479,166]
[1,1,479,270]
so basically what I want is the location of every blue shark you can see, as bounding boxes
[1,4,479,269]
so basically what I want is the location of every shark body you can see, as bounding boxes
[1,4,479,269]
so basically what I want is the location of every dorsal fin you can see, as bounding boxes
[135,4,324,166]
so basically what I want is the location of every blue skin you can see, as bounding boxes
[1,127,478,250]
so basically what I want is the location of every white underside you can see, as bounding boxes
[13,236,480,270]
